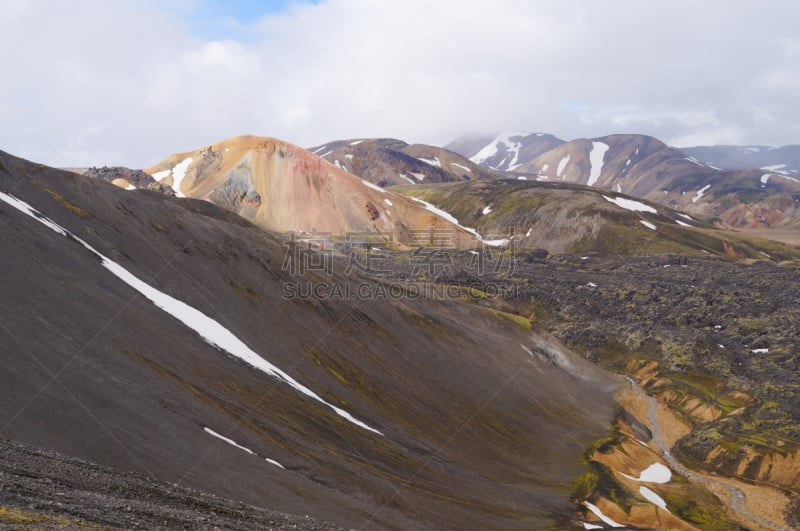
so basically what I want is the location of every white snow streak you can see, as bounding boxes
[640,220,657,230]
[760,173,771,185]
[557,154,571,178]
[204,427,255,455]
[170,157,193,198]
[587,142,610,187]
[583,502,623,527]
[266,458,285,469]
[410,172,426,181]
[692,184,711,203]
[417,156,441,168]
[398,173,416,184]
[450,162,472,173]
[383,198,393,207]
[409,197,481,239]
[675,219,692,227]
[602,195,658,214]
[349,140,363,146]
[482,205,492,215]
[361,180,386,193]
[0,191,382,436]
[639,486,669,512]
[470,132,524,170]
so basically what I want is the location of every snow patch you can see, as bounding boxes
[621,463,671,483]
[616,183,622,193]
[361,180,386,193]
[383,198,393,207]
[0,191,382,436]
[525,228,532,237]
[417,156,441,168]
[482,205,492,215]
[204,427,255,455]
[409,197,481,239]
[557,154,571,178]
[602,195,658,214]
[692,184,711,203]
[541,163,549,172]
[639,486,669,512]
[266,458,285,469]
[752,348,769,354]
[517,176,527,180]
[640,220,657,230]
[345,153,354,160]
[349,140,363,146]
[410,172,426,181]
[760,173,771,185]
[450,162,471,173]
[125,184,136,191]
[587,142,610,186]
[151,169,170,181]
[470,132,524,170]
[678,213,693,220]
[583,502,623,527]
[675,219,692,227]
[171,157,193,198]
[398,173,416,184]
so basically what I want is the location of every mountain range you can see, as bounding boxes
[2,127,799,530]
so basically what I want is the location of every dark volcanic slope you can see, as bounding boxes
[0,149,618,529]
[0,438,344,530]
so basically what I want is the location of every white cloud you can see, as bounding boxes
[1,0,799,167]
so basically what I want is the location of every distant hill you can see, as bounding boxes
[681,144,800,175]
[446,132,566,172]
[307,138,498,185]
[451,133,800,229]
[390,179,800,259]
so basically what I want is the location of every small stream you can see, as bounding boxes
[625,377,787,531]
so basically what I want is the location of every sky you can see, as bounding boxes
[1,0,799,168]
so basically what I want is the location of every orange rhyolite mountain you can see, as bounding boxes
[145,135,479,247]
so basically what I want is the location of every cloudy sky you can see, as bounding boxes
[1,0,799,168]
